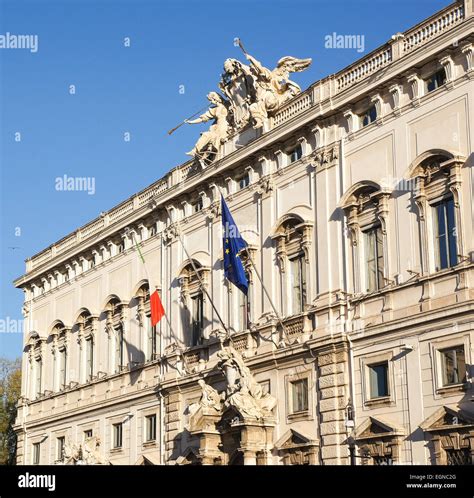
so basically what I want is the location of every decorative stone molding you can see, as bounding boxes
[310,143,340,170]
[354,416,405,465]
[274,429,319,465]
[163,224,179,245]
[461,43,473,76]
[274,149,284,170]
[389,84,402,114]
[311,124,323,149]
[205,200,220,221]
[256,175,275,197]
[420,406,474,465]
[370,93,383,123]
[439,54,454,87]
[187,347,276,465]
[343,108,356,135]
[407,72,421,105]
[271,218,313,273]
[409,152,466,274]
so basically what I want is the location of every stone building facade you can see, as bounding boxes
[13,0,474,466]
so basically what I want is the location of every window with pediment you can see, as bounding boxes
[354,416,404,466]
[26,334,45,399]
[408,151,465,275]
[272,217,312,316]
[228,248,254,334]
[341,182,390,294]
[179,262,208,347]
[136,283,158,362]
[104,298,126,373]
[74,310,96,383]
[420,406,474,465]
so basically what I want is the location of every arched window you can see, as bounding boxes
[340,182,390,294]
[50,322,68,391]
[75,310,95,382]
[407,151,466,274]
[104,298,126,373]
[136,283,157,362]
[179,261,208,347]
[25,333,45,399]
[271,217,312,316]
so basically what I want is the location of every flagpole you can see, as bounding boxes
[127,228,176,343]
[217,188,289,343]
[172,219,230,338]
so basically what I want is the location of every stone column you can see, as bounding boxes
[242,449,257,465]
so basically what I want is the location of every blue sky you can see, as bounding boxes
[0,0,449,359]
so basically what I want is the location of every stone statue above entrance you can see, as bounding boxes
[186,346,277,465]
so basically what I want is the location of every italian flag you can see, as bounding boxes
[134,238,165,327]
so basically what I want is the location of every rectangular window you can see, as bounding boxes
[364,225,384,292]
[238,174,250,190]
[84,429,93,440]
[146,321,156,362]
[58,348,67,389]
[32,442,40,465]
[145,414,157,442]
[191,294,203,347]
[289,144,303,163]
[291,378,309,413]
[35,358,42,397]
[193,198,203,213]
[85,338,94,381]
[426,68,447,93]
[361,105,377,127]
[290,255,306,314]
[112,423,123,449]
[434,197,457,271]
[368,362,389,398]
[440,347,466,386]
[115,326,124,373]
[56,436,65,461]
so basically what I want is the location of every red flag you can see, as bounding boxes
[150,290,165,326]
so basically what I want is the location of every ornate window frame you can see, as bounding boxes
[420,406,474,465]
[135,283,159,362]
[104,298,127,374]
[178,260,210,346]
[25,333,45,400]
[407,151,466,275]
[50,322,70,391]
[354,416,405,465]
[274,429,319,465]
[429,333,470,398]
[271,216,313,317]
[340,182,391,295]
[74,310,97,383]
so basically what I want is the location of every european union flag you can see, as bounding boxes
[221,195,249,294]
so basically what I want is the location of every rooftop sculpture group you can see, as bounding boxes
[171,40,312,165]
